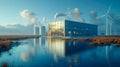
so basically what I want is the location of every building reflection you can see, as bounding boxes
[34,38,39,47]
[47,39,89,58]
[33,37,46,47]
[47,38,91,63]
[39,37,46,46]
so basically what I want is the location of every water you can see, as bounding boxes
[0,37,120,67]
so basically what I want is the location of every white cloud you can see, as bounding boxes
[89,10,104,26]
[0,24,34,35]
[74,8,81,15]
[73,8,85,22]
[20,9,37,24]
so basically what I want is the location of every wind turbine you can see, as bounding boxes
[106,5,112,67]
[108,14,115,35]
[97,5,112,67]
[109,22,112,35]
[108,13,120,35]
[97,5,111,35]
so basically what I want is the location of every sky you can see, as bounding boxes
[0,0,120,35]
[0,0,120,25]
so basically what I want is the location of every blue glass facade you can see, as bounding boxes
[40,26,46,36]
[65,20,97,37]
[48,20,97,37]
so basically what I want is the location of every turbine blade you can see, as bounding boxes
[96,15,106,19]
[108,15,114,21]
[107,5,112,14]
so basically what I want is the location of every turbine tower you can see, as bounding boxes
[106,5,111,35]
[108,14,114,35]
[108,13,119,35]
[105,6,111,67]
[97,5,111,35]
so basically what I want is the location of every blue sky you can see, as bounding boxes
[0,0,120,25]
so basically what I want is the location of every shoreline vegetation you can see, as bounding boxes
[0,35,40,54]
[0,35,120,48]
[0,40,12,48]
[0,35,120,53]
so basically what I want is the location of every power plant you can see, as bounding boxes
[34,25,40,36]
[34,24,46,36]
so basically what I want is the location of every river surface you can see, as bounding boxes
[0,37,120,67]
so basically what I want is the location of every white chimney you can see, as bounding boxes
[34,24,39,36]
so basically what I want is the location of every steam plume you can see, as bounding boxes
[90,10,104,25]
[73,8,85,22]
[54,13,66,21]
[42,17,47,22]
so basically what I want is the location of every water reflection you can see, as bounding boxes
[0,41,20,55]
[0,38,120,67]
[39,37,46,46]
[20,46,35,62]
[48,39,90,56]
[21,37,46,62]
[47,38,90,63]
[34,38,39,47]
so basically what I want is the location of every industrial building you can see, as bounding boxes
[40,26,46,36]
[47,20,97,37]
[33,25,46,46]
[34,25,46,36]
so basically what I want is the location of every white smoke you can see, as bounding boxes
[90,10,97,18]
[73,8,85,22]
[41,17,47,26]
[42,17,47,22]
[54,13,66,21]
[90,10,104,25]
[67,8,72,17]
[20,9,38,24]
[74,8,80,15]
[53,8,85,22]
